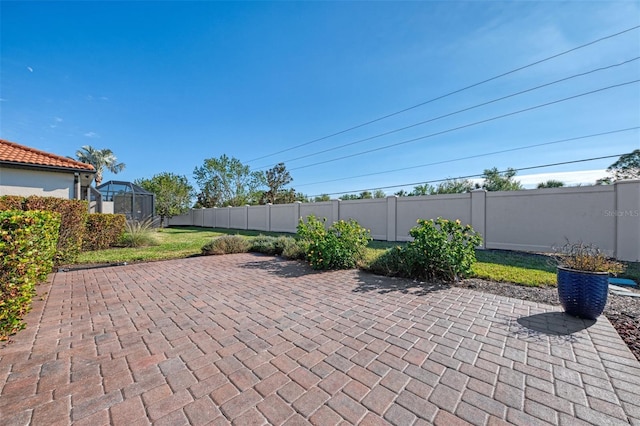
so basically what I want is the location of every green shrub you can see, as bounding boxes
[119,218,159,247]
[250,235,282,255]
[250,235,300,257]
[0,210,60,340]
[280,237,306,260]
[297,215,371,270]
[202,235,250,255]
[370,218,482,282]
[83,214,126,250]
[407,218,482,281]
[22,196,88,264]
[368,245,415,277]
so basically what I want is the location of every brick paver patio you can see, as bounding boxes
[1,253,639,425]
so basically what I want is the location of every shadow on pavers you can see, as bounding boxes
[352,271,449,296]
[240,256,324,278]
[517,312,596,336]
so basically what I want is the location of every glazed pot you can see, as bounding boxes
[557,266,609,320]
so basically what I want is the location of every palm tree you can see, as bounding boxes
[75,145,125,186]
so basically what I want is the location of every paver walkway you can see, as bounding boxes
[1,253,639,425]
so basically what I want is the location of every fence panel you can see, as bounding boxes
[211,208,228,229]
[270,203,299,233]
[396,194,471,241]
[248,205,269,231]
[484,186,616,255]
[340,199,388,240]
[300,202,335,226]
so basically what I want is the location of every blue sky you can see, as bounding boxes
[1,1,639,197]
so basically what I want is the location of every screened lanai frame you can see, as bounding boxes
[96,180,155,221]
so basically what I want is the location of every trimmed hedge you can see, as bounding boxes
[0,196,24,211]
[0,196,88,264]
[83,214,126,250]
[0,210,60,340]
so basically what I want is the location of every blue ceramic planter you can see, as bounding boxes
[557,266,609,320]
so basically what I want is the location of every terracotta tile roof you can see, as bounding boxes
[0,139,95,172]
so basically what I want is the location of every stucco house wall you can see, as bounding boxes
[0,166,76,198]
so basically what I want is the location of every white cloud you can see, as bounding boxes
[27,66,33,73]
[84,131,99,138]
[49,117,63,129]
[86,95,109,101]
[517,170,608,188]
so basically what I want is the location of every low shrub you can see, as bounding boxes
[369,218,482,282]
[83,214,126,250]
[0,210,60,340]
[250,235,283,255]
[202,235,250,255]
[119,218,159,248]
[250,235,301,258]
[297,215,371,270]
[280,237,306,260]
[368,245,414,277]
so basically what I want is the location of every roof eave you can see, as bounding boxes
[0,160,96,174]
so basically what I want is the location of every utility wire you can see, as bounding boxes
[309,154,624,197]
[255,57,639,170]
[247,25,640,164]
[288,79,640,172]
[295,127,640,188]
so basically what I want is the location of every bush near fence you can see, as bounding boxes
[0,210,60,340]
[83,213,126,250]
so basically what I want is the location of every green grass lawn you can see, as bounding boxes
[74,226,286,264]
[74,226,639,287]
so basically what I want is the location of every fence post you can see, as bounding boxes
[471,189,487,249]
[267,204,272,232]
[331,199,340,223]
[295,202,302,228]
[614,180,640,262]
[386,196,398,242]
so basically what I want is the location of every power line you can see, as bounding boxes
[256,57,639,170]
[247,25,640,164]
[295,127,640,188]
[309,154,624,197]
[288,79,640,172]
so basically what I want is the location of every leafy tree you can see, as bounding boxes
[340,193,360,200]
[262,188,308,204]
[193,155,262,207]
[314,194,331,202]
[597,149,640,184]
[135,173,194,228]
[373,189,386,198]
[263,162,293,204]
[432,178,474,194]
[537,180,565,188]
[410,184,434,196]
[479,167,523,191]
[75,145,125,186]
[359,191,373,199]
[394,189,409,197]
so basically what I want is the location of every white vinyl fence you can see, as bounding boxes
[169,180,640,261]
